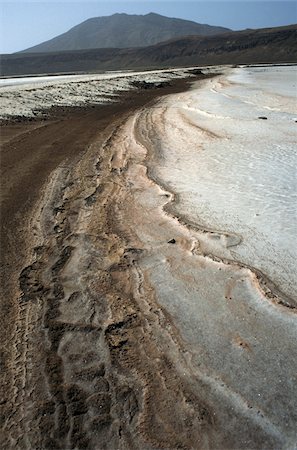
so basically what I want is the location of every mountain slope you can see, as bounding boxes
[21,13,230,53]
[1,25,296,76]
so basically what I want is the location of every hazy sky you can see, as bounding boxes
[1,1,296,53]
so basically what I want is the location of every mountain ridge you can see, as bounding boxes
[20,12,231,53]
[1,24,296,76]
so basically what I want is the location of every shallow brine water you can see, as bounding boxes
[149,65,297,299]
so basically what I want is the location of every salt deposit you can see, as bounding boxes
[122,65,297,445]
[140,65,297,299]
[0,66,219,120]
[2,64,296,448]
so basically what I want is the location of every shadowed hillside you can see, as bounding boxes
[1,24,296,76]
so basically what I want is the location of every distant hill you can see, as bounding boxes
[1,25,296,77]
[20,13,231,53]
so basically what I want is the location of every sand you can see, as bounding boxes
[1,67,296,449]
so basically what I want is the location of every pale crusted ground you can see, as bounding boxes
[1,69,296,449]
[0,66,222,120]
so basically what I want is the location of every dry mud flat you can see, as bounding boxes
[1,70,297,449]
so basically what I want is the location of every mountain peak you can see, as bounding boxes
[21,12,231,53]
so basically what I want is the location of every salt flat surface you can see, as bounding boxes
[0,69,187,88]
[145,65,297,299]
[0,66,221,120]
[0,74,88,87]
[126,66,297,444]
[2,65,295,446]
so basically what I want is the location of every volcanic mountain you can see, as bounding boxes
[2,24,296,76]
[20,12,231,53]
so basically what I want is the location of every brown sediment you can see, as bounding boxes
[0,76,219,449]
[1,72,296,450]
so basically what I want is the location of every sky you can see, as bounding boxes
[0,1,296,54]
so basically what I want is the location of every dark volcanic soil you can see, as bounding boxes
[0,77,205,449]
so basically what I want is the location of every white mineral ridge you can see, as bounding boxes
[145,65,297,299]
[127,66,297,444]
[0,66,219,119]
